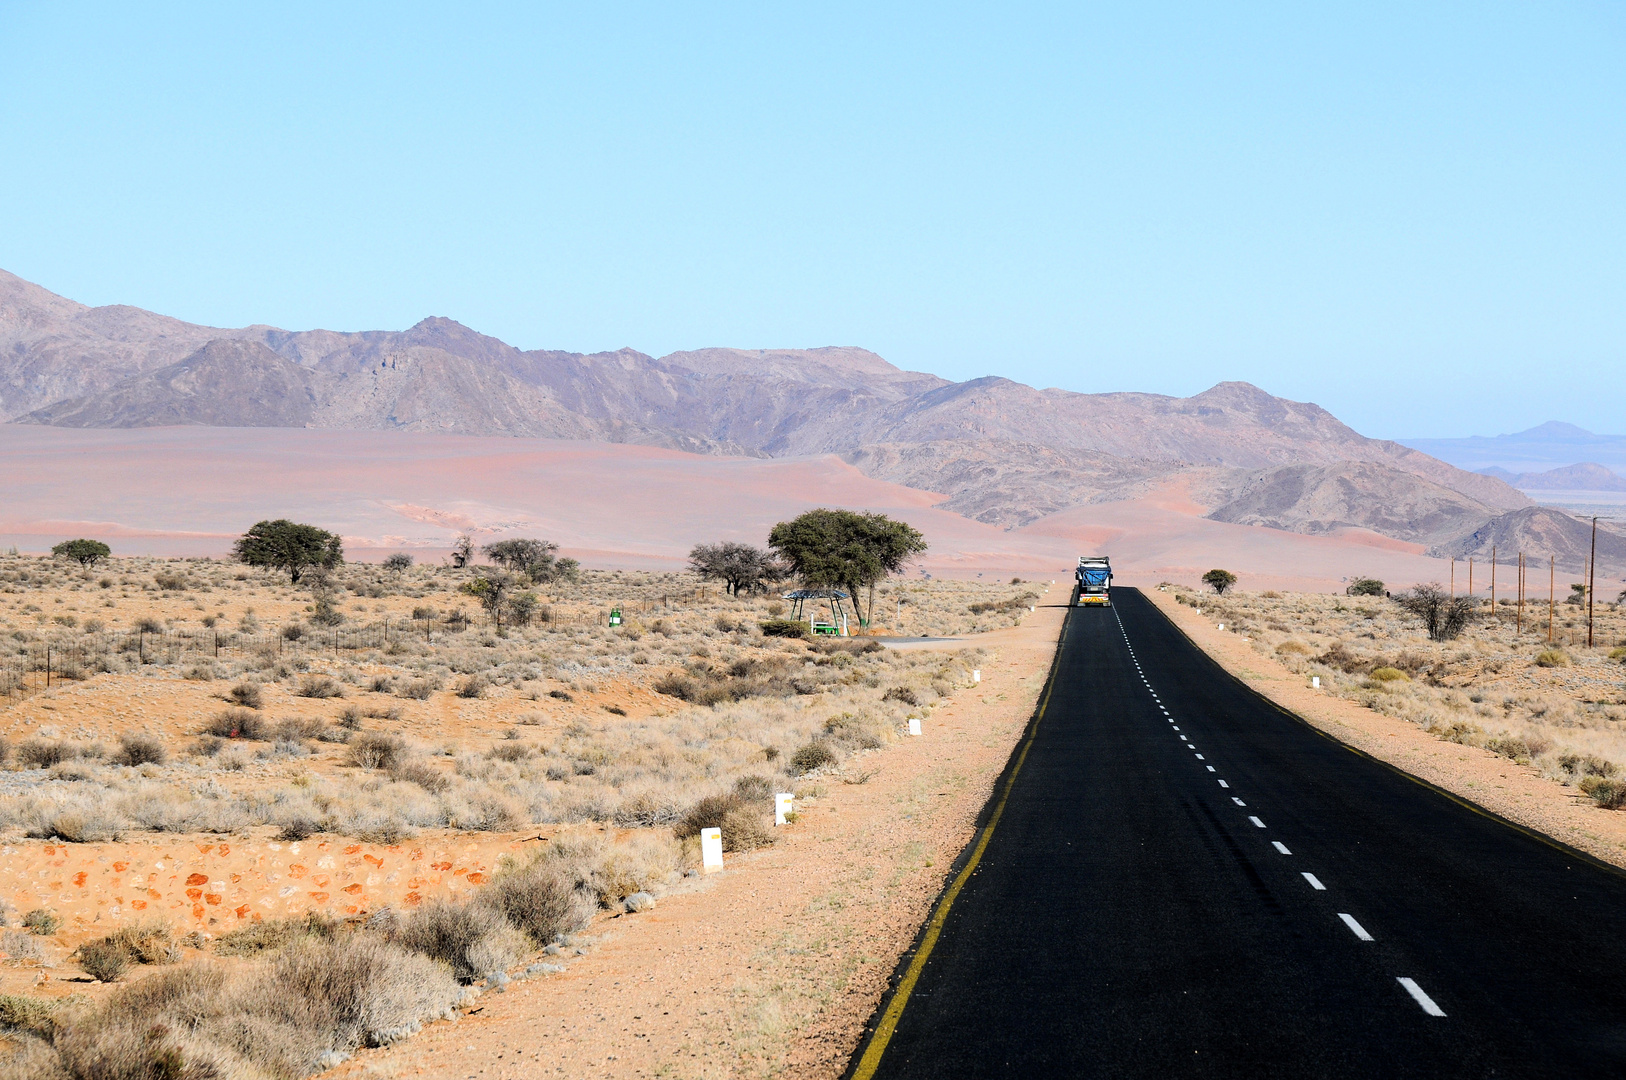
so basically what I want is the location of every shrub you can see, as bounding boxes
[383,552,414,573]
[22,910,60,936]
[1369,667,1408,682]
[789,739,838,774]
[1609,646,1626,662]
[76,940,129,982]
[1535,649,1570,668]
[103,921,179,965]
[1395,584,1479,642]
[1345,577,1385,596]
[882,686,920,706]
[204,707,267,739]
[487,742,533,763]
[399,679,434,700]
[1,929,44,964]
[548,688,574,702]
[1559,753,1616,779]
[398,900,527,983]
[297,674,344,699]
[15,739,71,769]
[388,756,450,793]
[215,913,336,958]
[227,681,263,709]
[347,731,407,770]
[1582,776,1626,809]
[278,816,320,841]
[1275,641,1312,656]
[456,675,486,699]
[266,933,462,1054]
[760,619,811,638]
[479,861,595,945]
[675,793,776,852]
[1202,569,1238,595]
[113,734,167,767]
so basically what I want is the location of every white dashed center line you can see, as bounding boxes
[1217,779,1229,788]
[1231,797,1247,807]
[1302,872,1326,890]
[1339,914,1374,941]
[1272,842,1291,855]
[1179,735,1188,742]
[1194,754,1204,760]
[1248,816,1266,828]
[1397,978,1447,1017]
[1206,766,1216,772]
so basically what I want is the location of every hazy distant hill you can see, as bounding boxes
[1403,422,1626,473]
[1,268,1550,557]
[1477,462,1626,493]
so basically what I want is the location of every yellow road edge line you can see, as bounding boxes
[849,606,1071,1080]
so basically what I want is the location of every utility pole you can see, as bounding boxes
[1548,558,1554,644]
[1589,516,1598,648]
[1450,557,1455,598]
[1468,558,1473,599]
[1490,546,1496,613]
[1517,553,1524,634]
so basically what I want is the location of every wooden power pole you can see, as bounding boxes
[1517,552,1524,634]
[1548,557,1554,644]
[1589,516,1598,648]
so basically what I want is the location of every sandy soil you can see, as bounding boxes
[0,832,527,1001]
[1145,588,1626,869]
[321,602,1069,1079]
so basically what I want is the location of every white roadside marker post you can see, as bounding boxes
[700,827,724,873]
[907,717,922,736]
[972,669,981,683]
[1218,623,1225,631]
[774,793,794,826]
[1312,676,1321,689]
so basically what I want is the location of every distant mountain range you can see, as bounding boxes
[5,267,1617,567]
[1403,422,1626,474]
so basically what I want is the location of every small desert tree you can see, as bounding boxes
[1202,569,1238,595]
[233,520,343,583]
[483,538,568,583]
[383,552,414,574]
[450,535,474,568]
[462,571,514,632]
[688,541,787,596]
[1395,583,1479,641]
[768,509,927,628]
[51,539,111,568]
[1345,577,1384,596]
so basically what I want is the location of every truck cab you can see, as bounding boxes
[1076,556,1112,606]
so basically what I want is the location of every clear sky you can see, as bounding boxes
[2,2,1621,439]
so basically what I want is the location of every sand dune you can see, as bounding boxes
[0,425,1458,592]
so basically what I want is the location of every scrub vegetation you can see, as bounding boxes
[0,548,1029,1077]
[1172,583,1626,808]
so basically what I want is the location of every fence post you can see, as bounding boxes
[46,645,51,689]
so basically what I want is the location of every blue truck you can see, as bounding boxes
[1075,556,1112,606]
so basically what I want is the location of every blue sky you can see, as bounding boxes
[1,2,1621,439]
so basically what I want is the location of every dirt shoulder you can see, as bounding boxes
[1144,588,1626,870]
[332,601,1069,1080]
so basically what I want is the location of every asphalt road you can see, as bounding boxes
[849,587,1626,1079]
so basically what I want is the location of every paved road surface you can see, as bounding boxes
[849,587,1626,1078]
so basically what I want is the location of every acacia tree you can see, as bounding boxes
[450,535,474,568]
[1202,569,1238,595]
[52,539,111,568]
[482,538,579,583]
[768,509,927,628]
[688,541,787,596]
[233,520,343,583]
